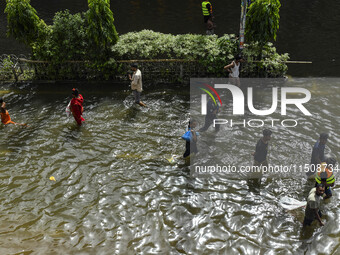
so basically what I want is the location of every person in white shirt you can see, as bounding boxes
[224,55,244,87]
[128,64,146,107]
[224,55,244,78]
[303,183,325,227]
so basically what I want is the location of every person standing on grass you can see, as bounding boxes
[128,64,146,107]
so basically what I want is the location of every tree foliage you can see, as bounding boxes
[4,0,48,46]
[86,0,119,60]
[5,0,118,63]
[33,10,88,62]
[245,0,281,45]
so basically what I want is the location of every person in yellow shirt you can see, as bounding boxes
[315,158,336,199]
[202,1,215,35]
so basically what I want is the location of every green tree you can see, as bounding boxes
[33,10,88,62]
[4,0,48,46]
[86,0,119,61]
[245,0,281,45]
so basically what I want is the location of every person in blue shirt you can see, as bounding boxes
[183,119,198,159]
[308,133,329,176]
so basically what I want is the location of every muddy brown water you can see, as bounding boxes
[0,79,339,254]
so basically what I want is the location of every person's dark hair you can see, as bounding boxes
[72,88,79,97]
[131,63,138,69]
[320,172,328,182]
[0,98,3,104]
[235,55,242,61]
[263,129,272,137]
[189,119,197,125]
[320,133,329,140]
[316,183,325,188]
[325,157,337,167]
[188,119,198,129]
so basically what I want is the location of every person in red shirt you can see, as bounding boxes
[70,89,85,126]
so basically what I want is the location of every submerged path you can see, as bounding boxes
[0,81,339,254]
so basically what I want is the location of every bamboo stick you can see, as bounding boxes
[18,58,312,64]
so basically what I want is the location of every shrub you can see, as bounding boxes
[242,42,289,77]
[86,0,119,61]
[0,56,15,81]
[5,0,119,65]
[112,30,288,78]
[33,10,88,62]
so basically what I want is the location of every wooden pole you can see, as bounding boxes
[239,0,248,50]
[250,60,313,64]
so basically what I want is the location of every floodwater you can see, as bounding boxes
[1,0,340,76]
[0,79,339,254]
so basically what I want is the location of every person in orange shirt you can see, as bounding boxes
[0,98,27,126]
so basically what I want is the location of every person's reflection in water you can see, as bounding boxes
[247,178,261,194]
[124,106,139,121]
[247,129,272,191]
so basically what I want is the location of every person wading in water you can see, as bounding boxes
[128,64,146,107]
[0,98,27,126]
[70,88,85,126]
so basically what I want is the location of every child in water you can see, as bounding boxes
[0,98,27,126]
[70,89,85,126]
